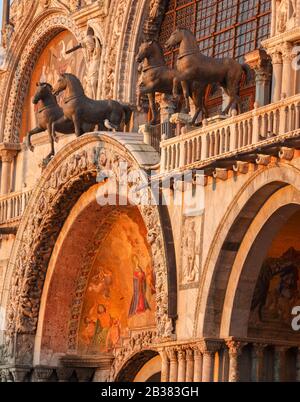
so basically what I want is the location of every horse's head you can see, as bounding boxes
[33,82,53,104]
[136,41,156,63]
[52,74,68,96]
[165,28,185,50]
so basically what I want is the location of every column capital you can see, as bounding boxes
[197,339,222,355]
[33,366,54,382]
[252,343,268,357]
[225,339,247,357]
[166,346,177,361]
[176,347,186,361]
[56,367,74,382]
[185,347,194,361]
[0,149,18,163]
[9,367,31,382]
[281,42,294,62]
[266,46,282,64]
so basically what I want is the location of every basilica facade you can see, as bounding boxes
[0,0,299,382]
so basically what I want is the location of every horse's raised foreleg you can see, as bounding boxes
[42,123,56,166]
[148,93,159,125]
[27,126,44,152]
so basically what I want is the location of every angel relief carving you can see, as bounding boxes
[180,216,203,289]
[276,0,297,33]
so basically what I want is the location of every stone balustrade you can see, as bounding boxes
[0,189,32,225]
[160,93,300,173]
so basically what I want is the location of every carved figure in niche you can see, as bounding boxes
[182,220,199,283]
[128,256,151,316]
[149,0,161,20]
[277,0,297,33]
[67,28,101,99]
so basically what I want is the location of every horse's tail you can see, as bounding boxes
[241,63,252,86]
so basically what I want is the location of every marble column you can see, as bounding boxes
[177,348,186,382]
[268,48,283,102]
[274,346,287,382]
[251,344,266,382]
[0,149,16,195]
[193,348,203,382]
[296,347,300,382]
[226,340,246,382]
[245,49,272,107]
[281,43,294,98]
[185,348,194,382]
[198,340,220,382]
[159,348,170,382]
[167,347,178,383]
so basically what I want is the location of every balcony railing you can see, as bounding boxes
[0,189,32,226]
[160,94,300,173]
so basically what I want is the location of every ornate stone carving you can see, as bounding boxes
[109,330,157,381]
[276,0,297,34]
[143,0,169,41]
[102,0,128,99]
[180,216,203,289]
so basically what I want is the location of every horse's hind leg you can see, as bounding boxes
[27,126,44,152]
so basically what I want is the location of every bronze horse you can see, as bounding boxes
[165,28,252,115]
[52,73,132,139]
[27,82,78,164]
[136,40,209,125]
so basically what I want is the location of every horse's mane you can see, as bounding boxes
[150,40,165,59]
[63,73,85,94]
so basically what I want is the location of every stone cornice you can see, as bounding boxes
[262,26,300,49]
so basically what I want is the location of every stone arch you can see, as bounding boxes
[220,185,300,337]
[114,350,159,382]
[1,133,176,367]
[194,163,300,338]
[1,11,83,143]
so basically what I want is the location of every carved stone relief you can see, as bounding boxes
[179,215,204,290]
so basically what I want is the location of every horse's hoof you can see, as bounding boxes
[28,144,34,152]
[54,136,59,143]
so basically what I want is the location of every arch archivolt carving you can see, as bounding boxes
[2,134,172,366]
[193,162,300,338]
